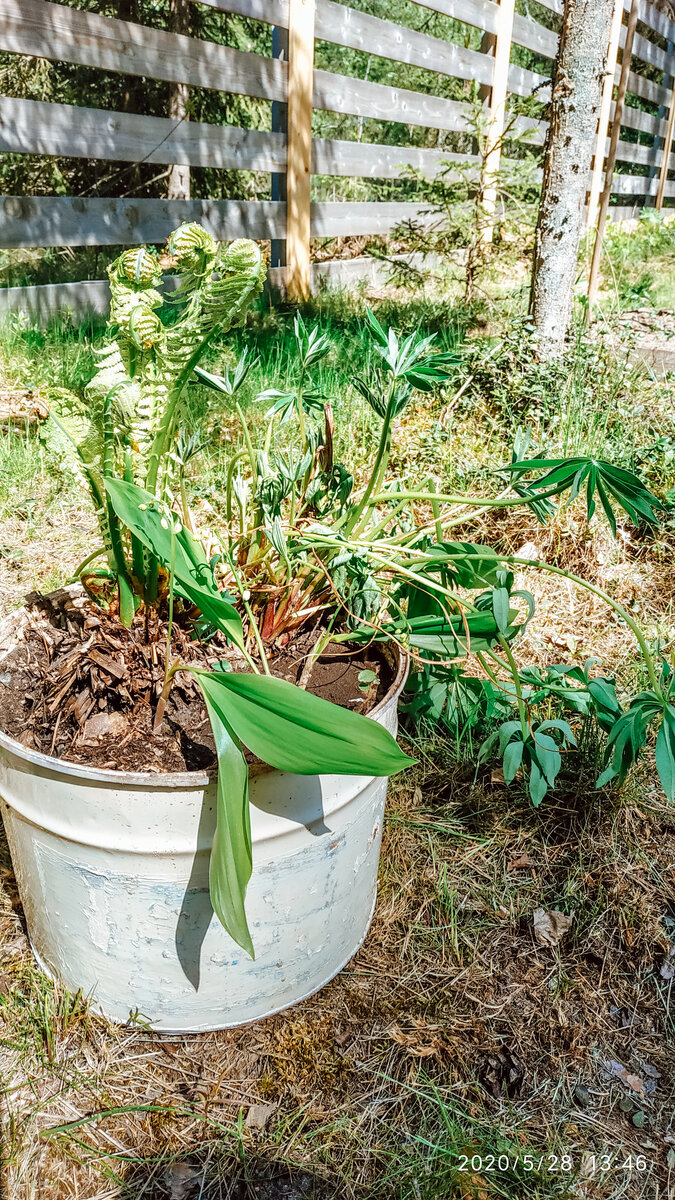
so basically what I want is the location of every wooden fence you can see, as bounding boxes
[1,0,675,317]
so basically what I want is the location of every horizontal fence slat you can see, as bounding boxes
[0,0,285,101]
[0,196,442,245]
[192,0,289,23]
[611,173,675,196]
[621,24,672,74]
[625,69,671,108]
[614,136,662,168]
[311,201,433,236]
[315,0,494,88]
[0,280,113,322]
[0,196,286,247]
[0,96,544,182]
[313,139,476,178]
[312,67,469,130]
[635,0,675,39]
[0,255,445,321]
[0,97,286,170]
[616,101,666,138]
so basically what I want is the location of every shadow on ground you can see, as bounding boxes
[120,1154,340,1199]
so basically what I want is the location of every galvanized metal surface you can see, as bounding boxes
[0,613,407,1031]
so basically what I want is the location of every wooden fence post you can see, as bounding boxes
[586,0,623,232]
[271,24,288,270]
[480,0,516,245]
[286,0,315,301]
[587,0,639,314]
[656,80,675,210]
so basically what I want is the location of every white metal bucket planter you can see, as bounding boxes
[0,631,407,1032]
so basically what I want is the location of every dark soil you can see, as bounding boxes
[0,587,395,773]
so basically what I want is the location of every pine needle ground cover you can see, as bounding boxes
[1,272,675,1197]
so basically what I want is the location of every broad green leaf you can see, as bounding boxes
[655,707,675,802]
[192,669,414,777]
[492,587,511,634]
[195,676,254,957]
[416,542,503,589]
[498,720,522,755]
[531,733,561,787]
[537,719,577,747]
[527,758,548,807]
[503,739,524,783]
[104,478,244,647]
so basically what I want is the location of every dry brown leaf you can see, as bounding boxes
[604,1059,645,1094]
[508,853,535,871]
[533,907,573,947]
[245,1102,278,1130]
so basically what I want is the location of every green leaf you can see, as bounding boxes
[191,669,415,777]
[531,732,561,787]
[503,738,524,783]
[104,479,244,648]
[492,586,511,634]
[655,707,675,802]
[195,675,254,957]
[527,756,548,807]
[537,719,577,747]
[502,455,662,532]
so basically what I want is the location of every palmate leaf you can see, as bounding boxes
[501,455,663,535]
[480,719,575,807]
[193,669,414,954]
[597,692,675,801]
[104,479,244,648]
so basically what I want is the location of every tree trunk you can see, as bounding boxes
[530,0,615,360]
[167,0,191,200]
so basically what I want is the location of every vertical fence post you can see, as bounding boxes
[648,38,673,198]
[271,25,289,270]
[587,0,639,314]
[656,81,675,210]
[480,0,516,245]
[586,0,624,232]
[286,0,315,301]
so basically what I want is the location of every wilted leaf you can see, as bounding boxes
[603,1059,645,1094]
[245,1102,278,1130]
[532,908,573,947]
[508,853,534,871]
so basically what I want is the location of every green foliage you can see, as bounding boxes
[384,97,540,300]
[192,668,413,957]
[502,453,663,534]
[479,719,577,807]
[52,226,265,617]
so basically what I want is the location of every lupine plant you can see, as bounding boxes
[55,225,672,955]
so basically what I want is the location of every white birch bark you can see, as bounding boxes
[530,0,616,359]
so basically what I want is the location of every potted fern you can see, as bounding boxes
[0,226,415,1031]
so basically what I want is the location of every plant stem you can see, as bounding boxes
[235,400,258,493]
[72,546,108,579]
[497,637,529,738]
[344,402,395,536]
[506,555,662,694]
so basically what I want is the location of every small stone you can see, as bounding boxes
[573,1085,591,1107]
[619,1096,635,1113]
[632,1111,648,1129]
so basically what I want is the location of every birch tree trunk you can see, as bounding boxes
[167,0,191,201]
[530,0,615,359]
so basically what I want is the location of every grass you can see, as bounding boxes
[2,226,675,1197]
